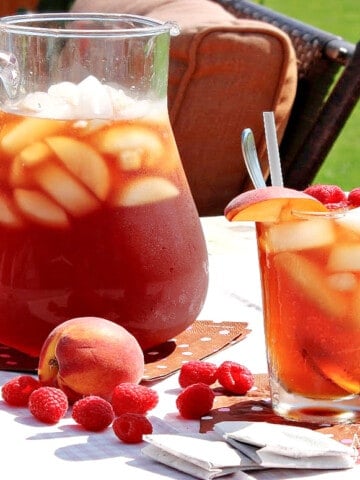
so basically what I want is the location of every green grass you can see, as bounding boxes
[260,0,360,189]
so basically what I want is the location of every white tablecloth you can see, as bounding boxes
[0,217,359,479]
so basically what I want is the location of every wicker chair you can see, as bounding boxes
[212,0,360,190]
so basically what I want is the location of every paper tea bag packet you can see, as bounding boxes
[214,421,358,470]
[142,432,257,480]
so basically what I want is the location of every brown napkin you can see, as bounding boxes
[143,320,250,381]
[0,320,250,378]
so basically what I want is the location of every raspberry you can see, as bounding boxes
[304,184,347,207]
[28,386,68,424]
[72,395,115,431]
[111,383,158,416]
[112,413,153,443]
[348,188,360,208]
[1,375,40,407]
[176,383,215,419]
[178,360,218,388]
[216,361,254,395]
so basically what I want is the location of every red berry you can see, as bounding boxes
[111,383,158,416]
[1,375,40,407]
[176,383,215,419]
[178,360,218,388]
[72,395,115,431]
[304,184,347,207]
[112,413,153,443]
[216,361,254,395]
[28,386,68,424]
[348,188,360,208]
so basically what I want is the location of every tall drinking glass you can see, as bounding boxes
[0,13,208,358]
[257,209,360,424]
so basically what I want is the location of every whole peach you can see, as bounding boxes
[38,316,144,403]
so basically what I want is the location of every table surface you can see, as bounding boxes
[0,216,359,480]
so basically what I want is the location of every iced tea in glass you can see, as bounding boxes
[257,208,360,423]
[0,14,208,358]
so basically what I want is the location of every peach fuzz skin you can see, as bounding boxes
[224,186,328,222]
[38,316,144,403]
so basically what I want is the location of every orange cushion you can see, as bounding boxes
[71,0,297,215]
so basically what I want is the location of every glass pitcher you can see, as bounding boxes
[0,13,209,358]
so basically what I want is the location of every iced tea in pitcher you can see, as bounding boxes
[0,14,208,357]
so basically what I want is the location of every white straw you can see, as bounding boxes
[263,111,283,187]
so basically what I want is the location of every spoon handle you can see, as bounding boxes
[241,128,266,189]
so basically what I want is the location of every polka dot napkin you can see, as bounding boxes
[0,320,250,379]
[143,320,250,381]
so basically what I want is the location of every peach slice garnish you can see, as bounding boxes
[45,136,110,200]
[224,186,328,222]
[114,176,179,207]
[308,359,360,394]
[10,141,54,188]
[91,125,164,171]
[0,194,23,228]
[14,188,69,228]
[273,251,346,320]
[0,118,66,156]
[17,141,53,166]
[33,163,100,217]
